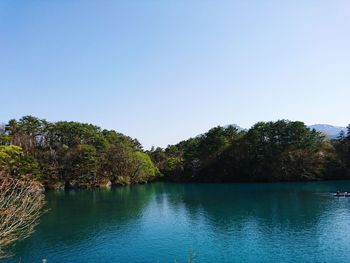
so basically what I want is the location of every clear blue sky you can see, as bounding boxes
[1,0,350,149]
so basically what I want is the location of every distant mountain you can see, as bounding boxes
[308,124,347,139]
[225,123,347,139]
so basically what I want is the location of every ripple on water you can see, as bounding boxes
[4,181,350,263]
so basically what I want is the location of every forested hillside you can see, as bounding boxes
[0,116,160,189]
[2,117,350,188]
[149,120,350,182]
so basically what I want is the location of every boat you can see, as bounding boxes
[334,192,350,197]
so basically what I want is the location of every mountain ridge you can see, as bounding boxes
[225,123,347,139]
[308,124,347,138]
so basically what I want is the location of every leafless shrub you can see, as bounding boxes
[0,171,46,258]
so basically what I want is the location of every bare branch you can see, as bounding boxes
[0,171,46,258]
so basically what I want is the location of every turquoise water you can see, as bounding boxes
[4,181,350,263]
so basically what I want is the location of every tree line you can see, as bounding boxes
[0,116,160,189]
[1,117,350,188]
[149,120,350,182]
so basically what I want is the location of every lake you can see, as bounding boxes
[4,181,350,263]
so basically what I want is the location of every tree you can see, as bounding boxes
[337,130,346,142]
[67,144,98,185]
[237,120,324,181]
[333,124,350,175]
[132,152,160,183]
[160,120,334,182]
[0,145,23,174]
[5,116,45,154]
[0,172,45,258]
[149,147,167,171]
[1,116,160,188]
[0,124,11,146]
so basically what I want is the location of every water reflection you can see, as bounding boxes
[5,181,350,263]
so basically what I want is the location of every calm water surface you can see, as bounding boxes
[4,182,350,263]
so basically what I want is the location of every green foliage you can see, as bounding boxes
[0,135,11,145]
[153,120,350,182]
[1,116,159,188]
[0,145,43,179]
[134,151,160,179]
[332,128,350,179]
[48,121,108,150]
[19,155,43,179]
[238,120,324,181]
[0,145,23,172]
[68,144,98,184]
[3,116,350,186]
[150,125,243,181]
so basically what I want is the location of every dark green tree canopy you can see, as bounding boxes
[0,116,160,188]
[2,117,350,186]
[150,120,349,182]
